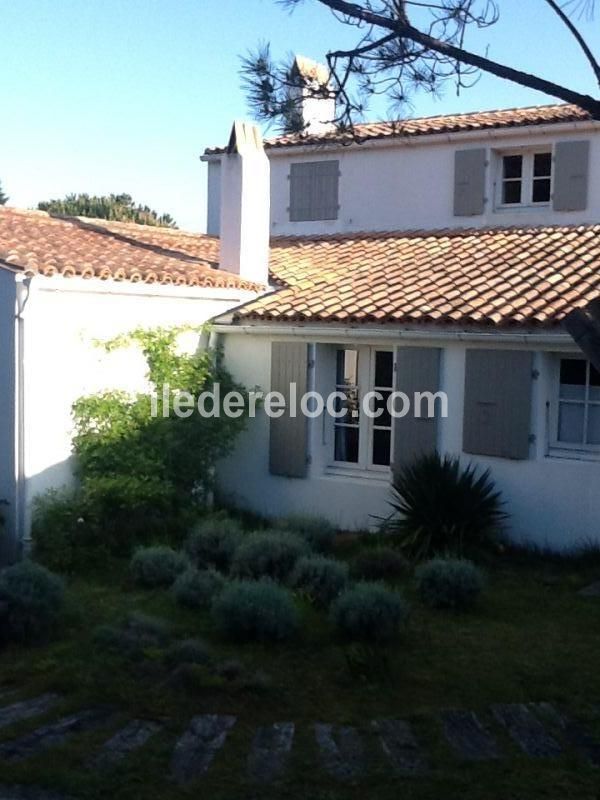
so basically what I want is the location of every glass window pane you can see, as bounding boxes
[335,425,359,463]
[334,388,360,421]
[558,402,585,443]
[374,351,393,387]
[532,178,551,203]
[372,390,392,428]
[336,349,358,386]
[502,180,522,204]
[372,429,391,466]
[534,152,552,177]
[560,359,586,400]
[588,405,600,445]
[503,155,523,178]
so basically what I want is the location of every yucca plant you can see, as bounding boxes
[383,453,507,560]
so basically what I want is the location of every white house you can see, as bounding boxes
[201,90,600,550]
[0,209,263,559]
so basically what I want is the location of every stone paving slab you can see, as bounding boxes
[90,719,162,769]
[578,581,600,597]
[491,703,562,758]
[0,787,71,800]
[170,714,236,785]
[441,710,501,761]
[531,703,600,767]
[371,719,427,774]
[247,722,295,783]
[0,695,60,731]
[0,708,111,763]
[314,723,364,781]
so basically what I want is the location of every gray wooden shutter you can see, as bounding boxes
[553,140,590,211]
[289,161,339,221]
[463,350,532,460]
[453,148,486,216]
[392,347,440,473]
[269,341,309,477]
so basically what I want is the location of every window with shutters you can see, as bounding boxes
[495,150,552,208]
[289,160,340,221]
[331,346,394,471]
[551,357,600,452]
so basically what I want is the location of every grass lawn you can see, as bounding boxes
[1,542,600,800]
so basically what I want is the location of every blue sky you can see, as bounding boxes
[1,0,599,231]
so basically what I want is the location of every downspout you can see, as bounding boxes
[15,276,32,556]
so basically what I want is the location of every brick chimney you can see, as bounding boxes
[219,120,270,286]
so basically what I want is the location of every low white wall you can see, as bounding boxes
[218,331,600,551]
[21,276,256,537]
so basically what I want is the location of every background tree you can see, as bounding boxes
[38,193,177,228]
[0,181,8,205]
[242,0,600,132]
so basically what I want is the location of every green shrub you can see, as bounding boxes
[330,583,409,643]
[231,531,310,582]
[31,488,99,573]
[172,567,225,609]
[0,560,65,643]
[31,479,186,573]
[164,638,212,668]
[277,514,337,552]
[385,453,507,559]
[130,546,189,588]
[94,612,171,660]
[351,547,408,582]
[185,517,243,571]
[290,555,348,606]
[212,580,300,642]
[415,558,485,610]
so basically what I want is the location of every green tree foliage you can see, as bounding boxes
[0,181,8,205]
[33,327,250,568]
[37,192,176,228]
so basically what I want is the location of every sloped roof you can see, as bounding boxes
[0,208,259,290]
[234,225,600,328]
[204,103,593,155]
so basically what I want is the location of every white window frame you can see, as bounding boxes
[330,345,394,473]
[549,355,600,455]
[494,148,553,210]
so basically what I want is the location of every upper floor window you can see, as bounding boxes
[499,151,552,207]
[555,357,600,449]
[289,160,340,222]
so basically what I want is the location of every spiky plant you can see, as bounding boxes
[384,453,507,560]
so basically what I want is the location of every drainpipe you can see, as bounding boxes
[15,276,31,557]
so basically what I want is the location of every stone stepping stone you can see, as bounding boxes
[441,710,501,761]
[578,581,600,597]
[0,787,71,800]
[314,723,364,781]
[531,703,600,767]
[491,703,562,758]
[90,719,162,769]
[247,722,294,783]
[0,708,111,763]
[0,695,60,731]
[170,714,236,785]
[371,719,427,774]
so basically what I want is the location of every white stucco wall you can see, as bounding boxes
[217,330,600,551]
[206,122,600,236]
[0,270,18,560]
[20,276,257,538]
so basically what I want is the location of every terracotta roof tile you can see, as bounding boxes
[0,208,262,291]
[232,225,600,329]
[204,103,594,155]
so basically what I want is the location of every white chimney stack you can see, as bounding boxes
[219,120,270,286]
[288,55,336,135]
